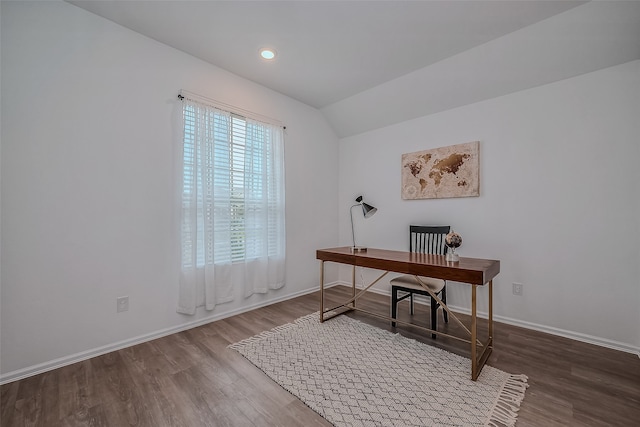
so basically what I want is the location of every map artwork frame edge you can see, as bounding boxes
[401,141,480,200]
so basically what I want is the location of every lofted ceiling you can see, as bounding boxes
[66,1,640,137]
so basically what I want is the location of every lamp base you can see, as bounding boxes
[351,246,368,253]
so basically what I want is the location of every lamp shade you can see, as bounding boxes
[362,202,377,218]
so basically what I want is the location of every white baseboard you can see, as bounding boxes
[476,311,640,358]
[0,281,342,385]
[3,279,637,384]
[346,282,640,358]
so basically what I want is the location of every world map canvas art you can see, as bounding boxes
[402,141,480,199]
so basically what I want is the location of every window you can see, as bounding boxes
[178,97,285,314]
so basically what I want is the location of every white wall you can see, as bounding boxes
[339,60,640,353]
[0,0,339,380]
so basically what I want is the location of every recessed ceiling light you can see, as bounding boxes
[260,48,276,60]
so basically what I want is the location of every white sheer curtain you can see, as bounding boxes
[177,98,285,315]
[242,117,286,297]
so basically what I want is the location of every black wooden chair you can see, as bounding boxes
[391,225,450,338]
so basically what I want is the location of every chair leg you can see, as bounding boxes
[442,287,448,323]
[410,292,414,315]
[391,288,398,328]
[430,297,438,339]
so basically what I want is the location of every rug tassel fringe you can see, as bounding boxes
[295,313,320,324]
[228,314,318,350]
[486,374,529,427]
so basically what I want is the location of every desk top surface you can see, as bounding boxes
[317,247,500,285]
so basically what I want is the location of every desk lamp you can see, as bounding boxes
[350,196,377,252]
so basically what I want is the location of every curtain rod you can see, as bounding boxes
[178,90,286,129]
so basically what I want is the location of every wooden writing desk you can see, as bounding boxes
[316,247,500,381]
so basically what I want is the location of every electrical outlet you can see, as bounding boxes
[117,296,129,312]
[512,283,523,296]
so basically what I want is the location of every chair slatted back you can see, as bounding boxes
[409,225,450,255]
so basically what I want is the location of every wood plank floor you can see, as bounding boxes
[2,285,639,426]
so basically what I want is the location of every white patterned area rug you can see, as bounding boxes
[229,313,528,427]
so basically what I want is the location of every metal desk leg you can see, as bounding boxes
[489,280,493,342]
[471,284,478,380]
[351,265,356,308]
[320,260,325,323]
